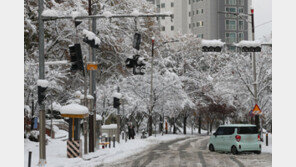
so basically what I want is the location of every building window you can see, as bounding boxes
[171,14,174,19]
[238,7,244,13]
[226,32,237,43]
[189,0,191,5]
[171,26,174,31]
[238,32,244,41]
[225,0,236,5]
[226,20,237,30]
[238,0,244,6]
[157,5,160,8]
[198,34,204,38]
[171,2,174,7]
[189,12,191,17]
[201,21,204,26]
[189,24,191,28]
[196,10,199,14]
[161,3,165,8]
[201,9,204,14]
[162,26,165,31]
[192,23,195,27]
[226,7,237,18]
[238,20,244,30]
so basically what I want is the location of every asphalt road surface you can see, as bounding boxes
[98,135,271,167]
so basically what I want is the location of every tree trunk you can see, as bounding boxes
[183,115,187,134]
[198,116,201,134]
[173,117,176,134]
[210,121,213,133]
[159,115,163,133]
[148,115,152,136]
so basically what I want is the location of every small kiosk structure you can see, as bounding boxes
[60,103,89,158]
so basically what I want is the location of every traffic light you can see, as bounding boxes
[133,33,141,50]
[201,39,224,52]
[113,97,120,108]
[241,46,261,52]
[237,40,262,52]
[125,55,146,75]
[69,44,85,75]
[83,37,99,49]
[202,46,222,52]
[38,86,47,105]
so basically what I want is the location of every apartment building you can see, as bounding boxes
[147,0,252,44]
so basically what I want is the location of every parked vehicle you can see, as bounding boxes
[209,124,261,154]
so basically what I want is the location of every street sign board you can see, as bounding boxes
[252,104,262,115]
[87,64,98,71]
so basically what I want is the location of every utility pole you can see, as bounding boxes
[38,0,46,165]
[149,37,155,136]
[251,8,260,130]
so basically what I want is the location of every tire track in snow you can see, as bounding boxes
[230,156,245,167]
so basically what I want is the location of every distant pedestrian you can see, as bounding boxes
[128,123,135,139]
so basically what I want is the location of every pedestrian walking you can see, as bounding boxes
[128,123,135,139]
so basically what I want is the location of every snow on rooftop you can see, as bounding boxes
[37,79,49,88]
[82,29,101,45]
[201,39,225,47]
[59,103,89,115]
[52,102,61,111]
[102,11,113,18]
[113,92,122,99]
[102,124,117,129]
[236,40,261,47]
[131,10,140,16]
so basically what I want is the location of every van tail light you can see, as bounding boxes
[258,134,261,141]
[235,135,241,142]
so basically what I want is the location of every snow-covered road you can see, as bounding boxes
[99,136,272,167]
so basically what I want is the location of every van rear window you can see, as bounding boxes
[237,127,258,134]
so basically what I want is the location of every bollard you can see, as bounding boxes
[266,133,269,146]
[109,137,111,148]
[28,151,32,167]
[113,135,115,148]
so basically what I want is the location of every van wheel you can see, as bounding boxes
[231,146,238,155]
[209,144,215,152]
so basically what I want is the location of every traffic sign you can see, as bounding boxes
[252,104,262,115]
[87,63,98,71]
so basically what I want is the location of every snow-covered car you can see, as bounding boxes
[209,124,261,154]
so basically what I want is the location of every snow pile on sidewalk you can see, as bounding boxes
[24,134,186,167]
[261,133,272,153]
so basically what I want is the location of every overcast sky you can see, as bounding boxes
[253,0,272,40]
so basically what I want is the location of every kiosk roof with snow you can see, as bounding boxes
[60,103,89,118]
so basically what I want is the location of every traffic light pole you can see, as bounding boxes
[149,37,155,136]
[38,0,46,165]
[251,9,260,131]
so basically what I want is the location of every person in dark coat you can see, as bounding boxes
[128,123,136,139]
